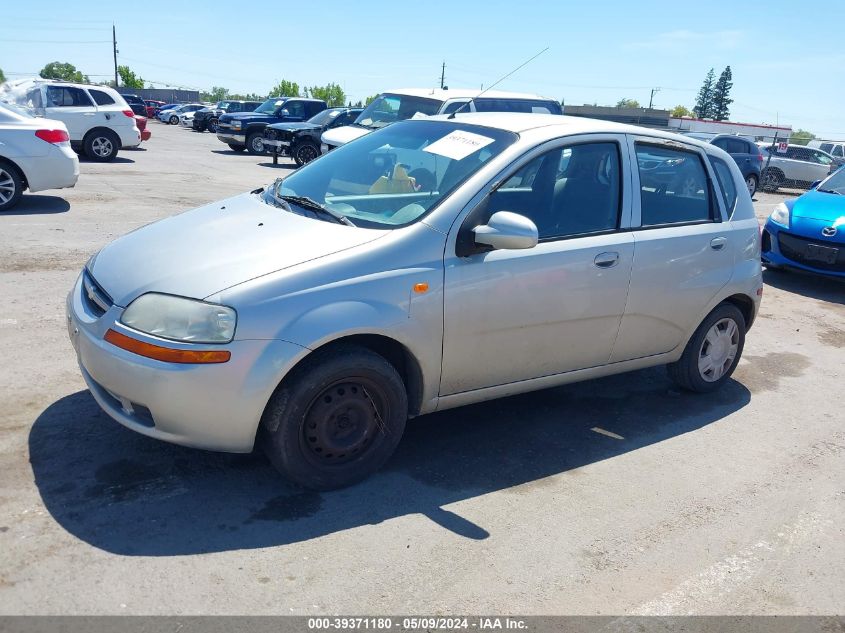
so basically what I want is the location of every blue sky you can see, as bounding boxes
[2,1,843,137]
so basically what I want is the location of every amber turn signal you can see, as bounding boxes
[413,282,429,294]
[104,329,231,364]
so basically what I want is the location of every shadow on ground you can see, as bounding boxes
[2,195,70,215]
[764,267,845,304]
[78,156,135,164]
[30,367,750,556]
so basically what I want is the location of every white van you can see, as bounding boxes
[320,88,562,153]
[12,80,141,161]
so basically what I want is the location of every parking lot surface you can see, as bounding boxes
[0,124,843,615]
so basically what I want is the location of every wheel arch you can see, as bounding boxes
[83,126,122,149]
[0,155,28,189]
[723,293,756,330]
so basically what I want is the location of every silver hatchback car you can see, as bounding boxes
[67,114,763,489]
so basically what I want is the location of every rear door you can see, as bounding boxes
[44,85,98,142]
[611,137,733,362]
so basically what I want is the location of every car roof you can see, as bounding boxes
[267,96,325,102]
[379,88,556,101]
[424,112,715,147]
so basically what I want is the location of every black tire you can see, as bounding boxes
[762,168,783,192]
[0,161,24,211]
[260,345,408,490]
[227,144,246,152]
[169,114,179,125]
[292,140,320,167]
[246,132,266,155]
[207,118,218,133]
[83,129,120,162]
[667,303,746,393]
[745,173,758,198]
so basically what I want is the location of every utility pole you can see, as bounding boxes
[648,87,660,109]
[440,62,446,90]
[113,24,119,88]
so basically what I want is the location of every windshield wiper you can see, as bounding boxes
[269,184,355,226]
[817,188,842,195]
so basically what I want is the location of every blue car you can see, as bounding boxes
[762,167,845,277]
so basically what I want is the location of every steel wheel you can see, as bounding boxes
[300,378,388,466]
[91,136,113,158]
[698,318,740,382]
[746,174,757,197]
[0,166,17,206]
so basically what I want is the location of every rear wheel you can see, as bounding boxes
[762,168,783,192]
[260,345,408,490]
[293,141,320,166]
[0,161,24,211]
[207,118,218,133]
[745,173,758,197]
[246,132,266,155]
[83,130,119,162]
[668,303,746,393]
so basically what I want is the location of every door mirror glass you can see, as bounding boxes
[473,211,539,250]
[279,108,290,117]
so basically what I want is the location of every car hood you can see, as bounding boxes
[791,190,845,222]
[221,112,273,123]
[321,125,371,147]
[90,191,388,306]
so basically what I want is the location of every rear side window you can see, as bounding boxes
[46,86,92,107]
[832,145,843,158]
[820,143,833,153]
[725,138,748,154]
[473,98,560,114]
[636,144,713,226]
[88,89,115,106]
[708,156,738,216]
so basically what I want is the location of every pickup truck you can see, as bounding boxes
[263,106,362,166]
[216,97,327,154]
[193,100,262,133]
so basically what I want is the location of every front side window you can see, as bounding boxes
[46,86,92,107]
[269,120,516,228]
[833,145,844,158]
[491,142,621,239]
[354,94,442,130]
[636,143,713,226]
[88,89,115,106]
[709,156,738,216]
[812,150,833,165]
[283,101,306,118]
[820,143,833,153]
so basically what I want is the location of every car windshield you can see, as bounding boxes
[265,120,517,229]
[254,98,285,114]
[818,169,845,194]
[307,108,342,126]
[0,101,35,120]
[354,94,443,130]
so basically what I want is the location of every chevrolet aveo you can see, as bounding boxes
[67,113,763,490]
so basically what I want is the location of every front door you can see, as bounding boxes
[611,138,733,362]
[440,136,635,396]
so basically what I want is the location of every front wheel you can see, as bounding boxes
[293,141,320,166]
[207,118,218,133]
[260,345,408,490]
[246,132,266,155]
[169,114,179,125]
[667,303,746,393]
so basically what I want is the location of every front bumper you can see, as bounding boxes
[262,139,290,151]
[762,220,845,278]
[216,131,245,145]
[66,272,307,452]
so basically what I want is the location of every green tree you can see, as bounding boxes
[615,98,641,108]
[270,79,300,97]
[671,104,693,117]
[39,61,87,83]
[789,129,815,146]
[201,86,230,102]
[694,68,715,119]
[117,65,144,90]
[0,68,5,83]
[306,82,345,106]
[364,94,379,106]
[711,66,733,121]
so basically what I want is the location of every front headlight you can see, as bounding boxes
[769,202,790,228]
[230,120,241,130]
[121,293,236,343]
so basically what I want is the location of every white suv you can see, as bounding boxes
[11,80,141,161]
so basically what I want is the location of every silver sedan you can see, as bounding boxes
[67,113,762,489]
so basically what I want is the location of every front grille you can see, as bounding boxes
[778,232,845,272]
[81,270,113,317]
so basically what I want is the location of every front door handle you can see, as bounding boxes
[594,252,620,268]
[710,237,727,250]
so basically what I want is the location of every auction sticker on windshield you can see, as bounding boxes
[424,130,495,160]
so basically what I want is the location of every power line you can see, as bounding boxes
[1,39,111,44]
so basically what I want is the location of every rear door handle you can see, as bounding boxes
[594,252,620,268]
[710,237,727,250]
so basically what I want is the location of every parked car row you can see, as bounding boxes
[193,100,262,133]
[759,143,839,191]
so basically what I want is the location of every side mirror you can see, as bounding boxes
[810,180,821,189]
[473,211,538,251]
[279,108,290,117]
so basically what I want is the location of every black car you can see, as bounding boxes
[684,133,764,197]
[263,107,363,166]
[193,100,262,133]
[120,93,147,117]
[216,97,327,154]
